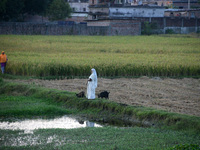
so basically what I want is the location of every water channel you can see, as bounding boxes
[0,116,151,147]
[0,115,102,133]
[0,116,104,146]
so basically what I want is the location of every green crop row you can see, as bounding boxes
[1,34,200,77]
[5,62,200,77]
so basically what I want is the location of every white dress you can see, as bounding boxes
[87,69,97,99]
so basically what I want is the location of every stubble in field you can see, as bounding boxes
[12,77,200,117]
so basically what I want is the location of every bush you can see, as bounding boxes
[0,77,3,82]
[166,29,175,34]
[141,21,158,35]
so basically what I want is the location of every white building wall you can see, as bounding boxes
[70,2,89,12]
[109,7,165,18]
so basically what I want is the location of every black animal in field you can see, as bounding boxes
[98,91,110,99]
[76,91,85,98]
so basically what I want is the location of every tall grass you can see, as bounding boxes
[1,35,200,77]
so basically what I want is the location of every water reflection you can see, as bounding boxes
[86,121,94,127]
[0,116,102,133]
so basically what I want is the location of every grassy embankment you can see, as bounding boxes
[0,34,200,77]
[1,78,200,133]
[0,78,200,149]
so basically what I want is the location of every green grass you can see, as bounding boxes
[1,34,200,77]
[0,95,72,119]
[0,127,199,149]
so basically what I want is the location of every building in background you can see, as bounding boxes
[173,0,200,9]
[140,0,172,7]
[66,0,89,23]
[87,0,167,21]
[164,8,200,18]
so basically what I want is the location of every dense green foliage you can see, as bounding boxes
[47,0,72,21]
[1,0,25,21]
[0,35,200,77]
[0,0,71,21]
[23,0,51,16]
[165,29,176,34]
[141,21,158,35]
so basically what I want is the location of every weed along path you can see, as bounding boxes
[11,77,200,117]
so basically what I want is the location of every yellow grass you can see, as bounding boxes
[0,34,200,77]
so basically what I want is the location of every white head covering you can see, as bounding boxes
[90,68,97,88]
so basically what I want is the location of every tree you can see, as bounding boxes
[0,0,7,21]
[0,0,53,22]
[23,0,51,16]
[3,0,25,21]
[47,0,71,21]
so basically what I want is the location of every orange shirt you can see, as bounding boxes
[0,54,7,63]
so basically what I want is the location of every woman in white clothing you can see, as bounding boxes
[87,68,97,99]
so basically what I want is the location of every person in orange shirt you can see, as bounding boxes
[0,51,8,74]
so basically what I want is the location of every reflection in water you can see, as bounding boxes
[0,116,102,133]
[86,121,94,127]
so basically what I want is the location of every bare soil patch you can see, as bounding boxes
[11,77,200,117]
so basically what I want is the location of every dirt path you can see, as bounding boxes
[11,77,200,117]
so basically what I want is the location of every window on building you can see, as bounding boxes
[191,12,195,18]
[92,15,97,19]
[83,8,86,11]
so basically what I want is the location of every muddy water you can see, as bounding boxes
[0,116,102,133]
